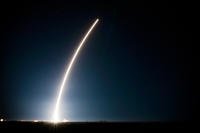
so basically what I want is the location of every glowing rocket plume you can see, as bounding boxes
[52,19,99,122]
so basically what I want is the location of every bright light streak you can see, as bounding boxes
[52,19,99,123]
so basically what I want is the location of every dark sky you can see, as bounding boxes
[0,0,195,121]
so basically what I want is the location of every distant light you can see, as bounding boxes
[33,120,38,122]
[63,119,69,122]
[0,119,3,122]
[47,119,69,124]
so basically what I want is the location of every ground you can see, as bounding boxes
[0,121,193,132]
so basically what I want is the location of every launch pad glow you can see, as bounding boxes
[52,19,99,123]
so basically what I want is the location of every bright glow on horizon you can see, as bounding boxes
[63,119,69,122]
[52,19,99,123]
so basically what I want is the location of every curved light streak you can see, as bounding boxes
[52,19,99,123]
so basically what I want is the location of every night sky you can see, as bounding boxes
[0,1,195,121]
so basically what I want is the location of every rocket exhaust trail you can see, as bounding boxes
[52,19,99,122]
